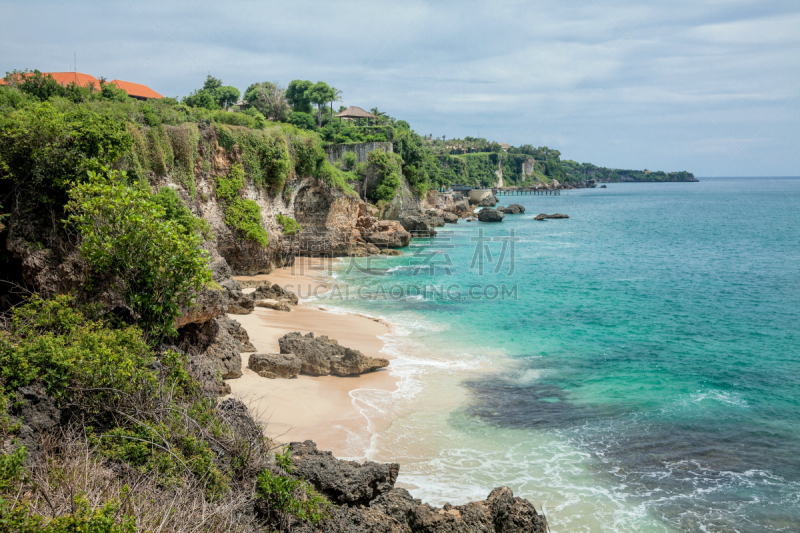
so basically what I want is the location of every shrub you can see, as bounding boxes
[342,150,358,171]
[216,164,244,202]
[151,186,211,239]
[367,149,402,203]
[255,450,331,526]
[233,128,291,192]
[287,111,315,130]
[165,123,200,198]
[291,133,326,178]
[66,169,212,340]
[225,199,269,247]
[276,214,302,236]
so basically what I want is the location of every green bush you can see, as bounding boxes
[0,101,133,207]
[342,151,358,171]
[367,149,401,203]
[276,214,302,236]
[256,450,331,525]
[287,111,315,130]
[230,128,291,192]
[151,186,211,239]
[216,164,245,202]
[291,133,326,178]
[66,169,212,340]
[225,199,269,247]
[165,123,200,198]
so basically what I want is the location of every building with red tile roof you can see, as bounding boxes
[109,79,163,100]
[1,71,162,100]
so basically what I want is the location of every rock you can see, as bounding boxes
[381,249,403,256]
[442,212,459,224]
[218,316,256,352]
[504,204,525,215]
[255,299,292,312]
[253,283,299,306]
[600,184,607,188]
[478,194,498,207]
[290,440,399,505]
[186,353,231,397]
[7,386,61,463]
[178,317,242,379]
[278,332,389,376]
[535,213,569,220]
[398,215,437,237]
[478,208,504,223]
[248,353,302,379]
[534,213,547,220]
[175,283,227,328]
[224,279,255,315]
[358,217,412,248]
[406,487,547,533]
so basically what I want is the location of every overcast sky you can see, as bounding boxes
[2,0,798,176]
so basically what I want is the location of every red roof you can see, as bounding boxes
[109,79,163,99]
[0,71,100,90]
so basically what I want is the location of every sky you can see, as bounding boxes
[2,0,799,177]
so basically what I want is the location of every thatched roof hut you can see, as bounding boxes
[335,106,376,121]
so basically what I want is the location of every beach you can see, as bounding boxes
[224,257,398,458]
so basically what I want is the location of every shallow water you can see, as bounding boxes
[311,177,800,532]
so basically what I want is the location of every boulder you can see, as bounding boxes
[218,316,256,352]
[478,194,498,207]
[7,385,61,462]
[398,215,437,237]
[290,440,399,505]
[504,204,525,215]
[248,353,302,379]
[253,283,299,306]
[534,213,547,220]
[478,208,504,223]
[178,317,242,379]
[278,332,389,376]
[442,212,459,224]
[224,279,255,314]
[255,299,292,312]
[359,218,412,248]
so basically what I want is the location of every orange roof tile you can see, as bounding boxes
[110,79,163,99]
[0,71,100,90]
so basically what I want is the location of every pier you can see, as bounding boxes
[492,188,561,196]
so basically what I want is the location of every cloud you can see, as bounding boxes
[1,0,798,176]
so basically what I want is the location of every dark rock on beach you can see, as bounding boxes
[278,332,389,376]
[248,353,302,379]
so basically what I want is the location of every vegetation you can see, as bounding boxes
[66,169,212,341]
[367,149,402,203]
[276,214,302,236]
[216,164,270,248]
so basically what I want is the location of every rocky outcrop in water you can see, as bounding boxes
[278,332,389,376]
[534,213,569,220]
[498,204,525,215]
[288,441,548,533]
[357,216,412,248]
[478,208,504,223]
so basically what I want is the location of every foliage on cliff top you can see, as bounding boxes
[66,169,212,341]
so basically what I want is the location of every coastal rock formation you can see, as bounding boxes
[357,216,412,248]
[6,385,61,463]
[399,214,437,237]
[442,212,459,224]
[534,213,569,220]
[178,317,242,379]
[477,194,498,207]
[290,440,399,505]
[500,204,525,215]
[255,299,292,312]
[253,283,300,306]
[478,208,504,223]
[287,441,548,533]
[278,332,389,376]
[248,353,302,379]
[218,315,256,352]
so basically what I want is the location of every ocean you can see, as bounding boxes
[309,177,800,532]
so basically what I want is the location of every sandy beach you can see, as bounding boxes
[225,257,397,458]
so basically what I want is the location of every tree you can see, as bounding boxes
[244,81,290,121]
[286,80,313,114]
[183,89,218,110]
[288,111,316,130]
[202,75,223,91]
[330,87,342,117]
[66,169,212,340]
[213,85,240,109]
[305,81,335,127]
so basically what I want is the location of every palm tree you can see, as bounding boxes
[330,88,342,119]
[370,107,387,126]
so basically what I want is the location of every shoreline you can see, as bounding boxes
[225,257,399,458]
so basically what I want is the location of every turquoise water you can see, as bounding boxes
[312,178,800,532]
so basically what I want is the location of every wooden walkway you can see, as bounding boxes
[493,188,561,196]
